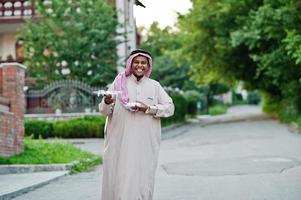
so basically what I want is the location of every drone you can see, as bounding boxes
[93,90,122,97]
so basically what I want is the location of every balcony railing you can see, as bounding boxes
[0,0,35,23]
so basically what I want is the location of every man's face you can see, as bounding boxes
[131,56,149,78]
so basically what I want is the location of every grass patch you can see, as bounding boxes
[0,137,102,174]
[209,104,228,116]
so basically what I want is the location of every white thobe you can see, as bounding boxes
[99,74,174,200]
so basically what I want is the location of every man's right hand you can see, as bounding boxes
[104,95,114,104]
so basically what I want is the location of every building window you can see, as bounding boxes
[15,40,24,63]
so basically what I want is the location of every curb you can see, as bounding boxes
[0,164,72,175]
[161,121,192,140]
[162,121,191,132]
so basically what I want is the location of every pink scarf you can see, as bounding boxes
[114,52,153,106]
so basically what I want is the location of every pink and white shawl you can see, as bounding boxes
[113,52,153,106]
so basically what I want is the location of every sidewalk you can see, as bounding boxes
[198,105,269,126]
[0,171,68,200]
[0,105,269,200]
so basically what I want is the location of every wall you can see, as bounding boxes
[0,63,26,157]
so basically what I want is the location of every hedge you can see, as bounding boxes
[53,117,106,138]
[25,116,106,139]
[24,120,54,139]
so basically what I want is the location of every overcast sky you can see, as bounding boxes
[133,0,192,28]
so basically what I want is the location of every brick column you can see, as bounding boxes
[0,63,26,157]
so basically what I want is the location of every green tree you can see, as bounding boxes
[178,0,262,84]
[139,22,181,58]
[150,55,190,89]
[19,0,118,88]
[179,0,301,116]
[139,22,193,89]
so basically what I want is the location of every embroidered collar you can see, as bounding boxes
[129,74,146,83]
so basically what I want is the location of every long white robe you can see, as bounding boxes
[99,74,174,200]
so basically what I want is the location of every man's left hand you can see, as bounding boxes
[136,102,148,112]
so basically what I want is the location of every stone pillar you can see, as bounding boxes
[0,63,26,157]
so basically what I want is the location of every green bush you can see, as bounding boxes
[184,90,202,116]
[162,91,188,126]
[262,93,301,130]
[53,117,106,138]
[209,104,228,116]
[263,97,299,123]
[25,116,106,139]
[25,120,54,139]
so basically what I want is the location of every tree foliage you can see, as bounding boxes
[20,0,118,88]
[179,0,301,113]
[139,22,181,58]
[139,22,193,89]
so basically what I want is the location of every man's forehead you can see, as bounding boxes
[133,55,148,60]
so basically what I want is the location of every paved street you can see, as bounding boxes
[12,116,301,200]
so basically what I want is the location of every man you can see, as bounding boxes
[99,49,174,200]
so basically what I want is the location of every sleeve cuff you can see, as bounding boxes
[99,102,114,116]
[148,105,158,115]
